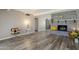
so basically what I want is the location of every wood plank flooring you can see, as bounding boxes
[0,31,78,50]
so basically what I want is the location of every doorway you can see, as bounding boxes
[35,18,38,32]
[46,19,50,30]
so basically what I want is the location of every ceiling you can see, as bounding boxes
[15,9,74,16]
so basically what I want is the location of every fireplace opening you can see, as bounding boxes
[58,25,67,31]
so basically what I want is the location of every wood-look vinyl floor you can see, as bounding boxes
[0,32,79,50]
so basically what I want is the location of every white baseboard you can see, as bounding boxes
[0,32,35,41]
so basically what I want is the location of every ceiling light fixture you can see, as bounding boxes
[25,13,30,16]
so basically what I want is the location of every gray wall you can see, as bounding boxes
[76,10,79,30]
[0,9,35,40]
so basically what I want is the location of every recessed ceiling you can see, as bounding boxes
[15,9,74,16]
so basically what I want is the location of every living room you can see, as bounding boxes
[0,9,79,50]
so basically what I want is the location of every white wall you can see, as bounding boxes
[0,9,35,40]
[37,14,51,31]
